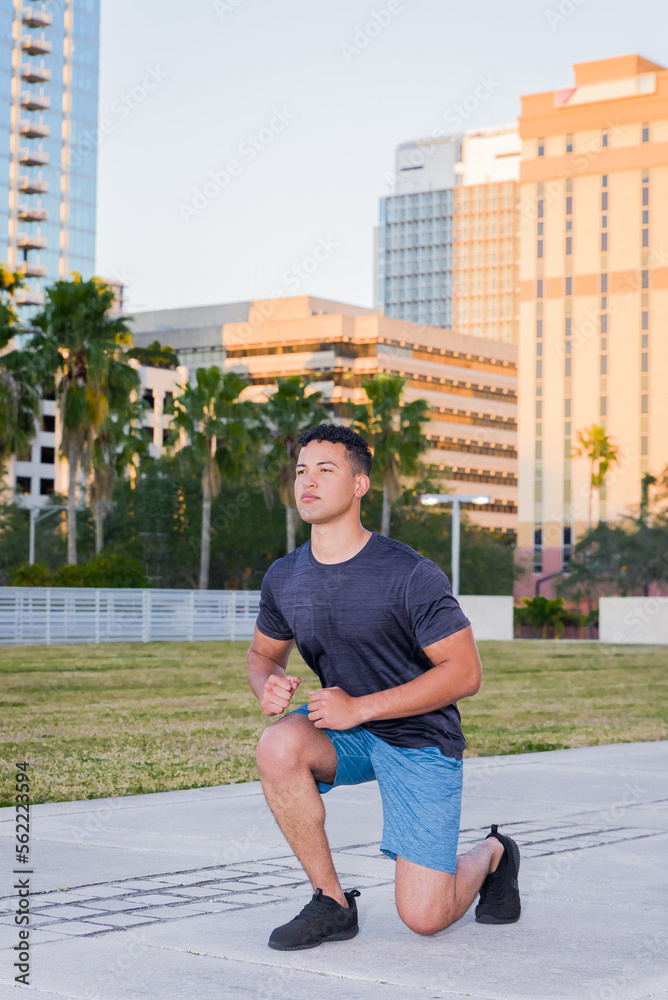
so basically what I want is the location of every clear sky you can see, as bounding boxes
[95,0,668,315]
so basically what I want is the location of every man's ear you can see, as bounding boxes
[354,475,371,498]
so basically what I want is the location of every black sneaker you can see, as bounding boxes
[268,888,361,951]
[475,824,521,924]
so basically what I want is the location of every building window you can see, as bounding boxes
[566,134,573,153]
[565,317,572,336]
[641,353,648,372]
[16,476,32,495]
[602,174,608,188]
[537,240,543,258]
[641,394,648,413]
[40,447,55,465]
[566,196,572,215]
[641,311,649,330]
[642,229,649,247]
[600,396,607,416]
[537,279,543,297]
[601,273,608,293]
[600,314,608,333]
[42,414,56,433]
[600,355,607,375]
[642,186,649,206]
[143,389,155,408]
[40,479,55,496]
[536,319,543,337]
[563,525,572,566]
[565,358,571,376]
[537,199,544,218]
[601,233,608,251]
[642,209,649,225]
[601,192,608,211]
[642,124,649,143]
[602,131,608,147]
[565,276,572,295]
[538,138,545,157]
[642,269,649,289]
[536,360,543,378]
[565,236,572,255]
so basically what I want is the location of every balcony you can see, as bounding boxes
[19,175,49,195]
[19,119,50,139]
[22,34,52,56]
[16,262,47,279]
[21,91,51,112]
[18,206,48,222]
[21,63,51,84]
[16,291,45,308]
[23,6,53,28]
[17,234,47,251]
[19,147,49,167]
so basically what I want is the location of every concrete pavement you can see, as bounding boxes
[1,742,667,1000]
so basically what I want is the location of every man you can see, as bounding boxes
[247,423,520,950]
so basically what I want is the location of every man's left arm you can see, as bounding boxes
[307,625,482,730]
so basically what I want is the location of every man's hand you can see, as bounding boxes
[260,674,301,717]
[308,686,362,730]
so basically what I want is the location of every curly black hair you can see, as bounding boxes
[297,423,372,477]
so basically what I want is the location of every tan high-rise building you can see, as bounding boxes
[516,55,668,593]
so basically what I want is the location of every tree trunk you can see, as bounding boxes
[67,443,78,565]
[380,487,391,537]
[286,505,296,554]
[94,500,104,555]
[199,471,211,590]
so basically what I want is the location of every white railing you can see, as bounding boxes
[0,588,261,645]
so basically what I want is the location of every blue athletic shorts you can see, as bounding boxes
[289,704,463,874]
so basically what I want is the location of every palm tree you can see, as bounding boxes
[166,366,250,589]
[257,376,330,554]
[0,265,42,483]
[351,374,429,537]
[30,274,135,564]
[89,372,146,555]
[572,424,621,531]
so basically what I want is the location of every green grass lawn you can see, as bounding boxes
[1,640,666,806]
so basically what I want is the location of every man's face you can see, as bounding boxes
[294,440,368,524]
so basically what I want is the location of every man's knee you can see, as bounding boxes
[256,716,311,774]
[396,897,456,937]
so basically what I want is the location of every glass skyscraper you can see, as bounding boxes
[0,0,100,312]
[376,189,454,328]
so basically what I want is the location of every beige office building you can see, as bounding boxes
[516,55,668,592]
[221,295,517,532]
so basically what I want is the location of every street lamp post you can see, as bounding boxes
[420,493,491,598]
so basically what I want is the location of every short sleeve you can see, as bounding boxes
[407,560,471,649]
[255,565,294,640]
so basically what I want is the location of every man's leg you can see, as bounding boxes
[256,713,348,907]
[395,839,504,936]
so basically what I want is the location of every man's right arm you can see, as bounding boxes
[247,625,300,717]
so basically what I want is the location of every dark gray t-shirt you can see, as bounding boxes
[255,532,471,759]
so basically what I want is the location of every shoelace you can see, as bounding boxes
[479,865,506,905]
[296,890,343,925]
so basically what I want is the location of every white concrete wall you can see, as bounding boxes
[457,595,514,641]
[599,597,668,644]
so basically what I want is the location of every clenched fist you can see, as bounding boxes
[261,674,301,717]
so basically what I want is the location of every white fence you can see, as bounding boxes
[0,588,261,646]
[599,596,668,644]
[457,595,514,641]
